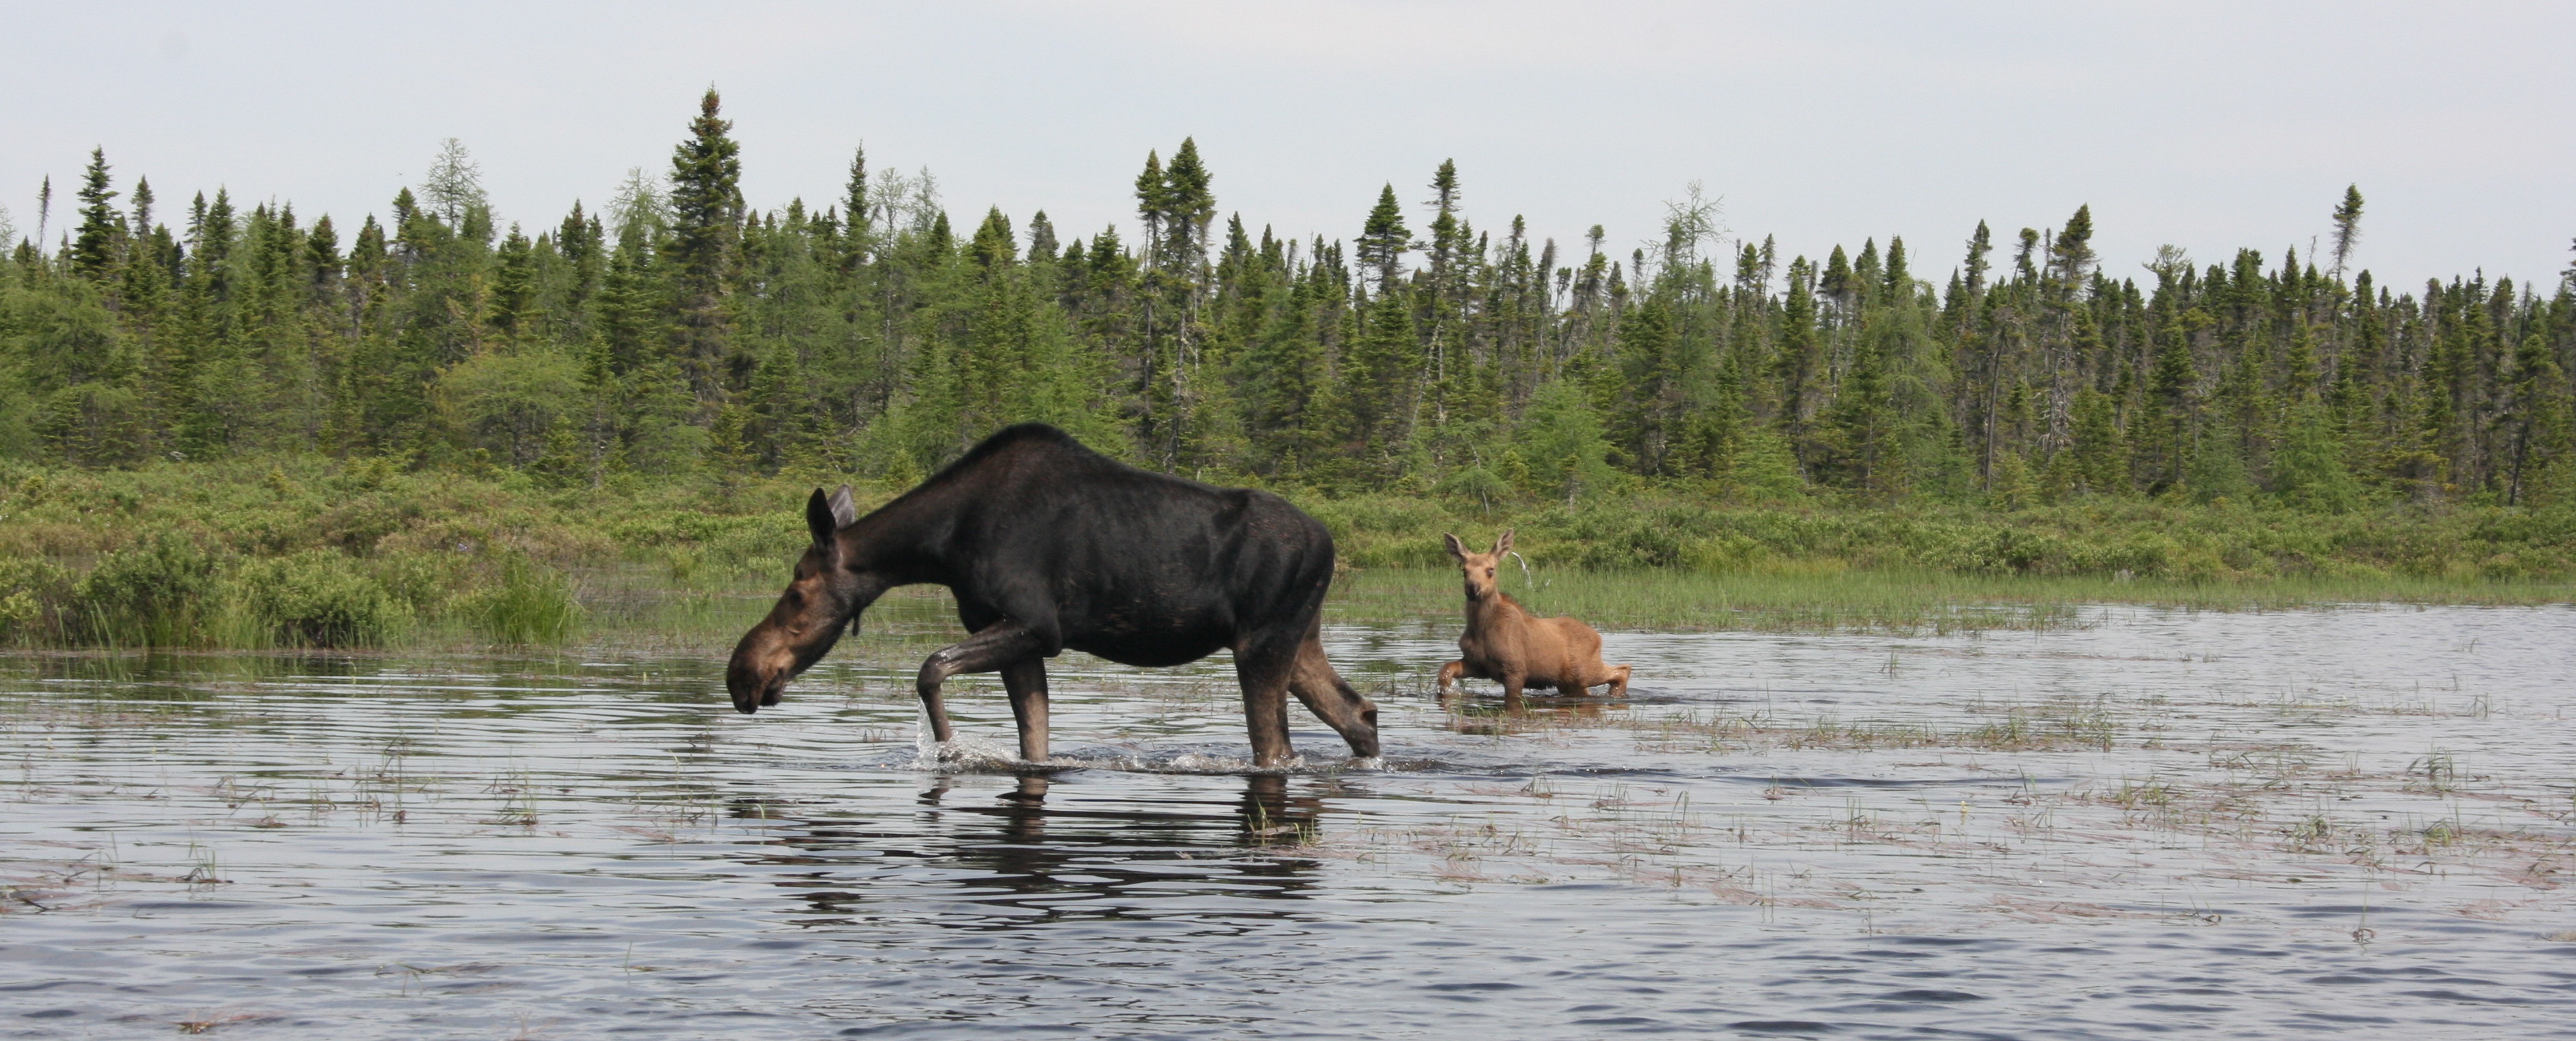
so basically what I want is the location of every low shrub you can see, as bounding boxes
[0,556,76,644]
[75,533,222,646]
[366,549,470,618]
[230,551,405,647]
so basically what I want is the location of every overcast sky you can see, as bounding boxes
[8,1,2573,291]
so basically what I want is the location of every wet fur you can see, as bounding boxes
[726,423,1380,767]
[1435,531,1632,709]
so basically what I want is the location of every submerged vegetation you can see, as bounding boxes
[2,91,2571,647]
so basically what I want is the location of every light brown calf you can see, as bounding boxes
[1435,531,1632,709]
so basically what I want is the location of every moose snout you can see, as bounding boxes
[726,657,768,714]
[726,634,792,714]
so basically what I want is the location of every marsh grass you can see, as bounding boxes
[6,551,2565,655]
[1330,566,2573,633]
[1619,699,2131,754]
[460,557,583,645]
[5,453,2569,648]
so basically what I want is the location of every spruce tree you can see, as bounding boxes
[2329,185,2364,280]
[2273,400,2360,511]
[1160,139,1215,268]
[2067,388,2125,495]
[2505,332,2569,504]
[1611,290,1676,471]
[490,225,537,342]
[1825,330,1900,496]
[666,87,745,398]
[1821,246,1853,310]
[2049,204,2096,288]
[1773,258,1821,472]
[1338,290,1415,466]
[70,148,123,278]
[1025,211,1057,266]
[968,207,1015,272]
[1356,184,1409,294]
[840,145,870,267]
[1963,220,1993,297]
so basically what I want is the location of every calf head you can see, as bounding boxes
[727,485,886,713]
[1442,529,1514,602]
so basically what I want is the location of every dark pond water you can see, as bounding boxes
[5,603,2575,1038]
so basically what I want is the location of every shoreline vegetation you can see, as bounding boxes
[6,91,2573,649]
[1,455,2565,651]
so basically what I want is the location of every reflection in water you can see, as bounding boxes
[764,773,1326,931]
[5,606,2576,1038]
[1442,689,1618,736]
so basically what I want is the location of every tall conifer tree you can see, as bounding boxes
[667,87,745,398]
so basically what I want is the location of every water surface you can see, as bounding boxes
[5,604,2575,1038]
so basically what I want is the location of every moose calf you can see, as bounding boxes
[1435,531,1632,709]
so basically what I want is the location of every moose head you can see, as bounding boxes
[1442,529,1514,603]
[726,485,888,713]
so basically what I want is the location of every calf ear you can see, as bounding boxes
[806,488,837,545]
[1443,533,1468,561]
[1494,529,1515,557]
[827,484,858,529]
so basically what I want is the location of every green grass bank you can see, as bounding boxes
[2,455,2569,649]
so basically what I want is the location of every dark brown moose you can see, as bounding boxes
[726,423,1380,768]
[1435,531,1632,709]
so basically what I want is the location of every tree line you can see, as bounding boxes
[6,89,2573,511]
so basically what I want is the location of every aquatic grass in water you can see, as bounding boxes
[4,606,2575,1036]
[1329,565,2574,633]
[5,538,2562,653]
[460,557,582,645]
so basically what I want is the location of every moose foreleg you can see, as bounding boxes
[1435,660,1468,697]
[916,621,1045,749]
[999,657,1051,763]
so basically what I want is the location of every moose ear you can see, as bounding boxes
[1443,533,1468,561]
[827,484,858,530]
[806,488,837,545]
[1493,529,1515,557]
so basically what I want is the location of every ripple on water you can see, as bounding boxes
[2,605,2575,1038]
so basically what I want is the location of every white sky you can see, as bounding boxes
[8,1,2573,293]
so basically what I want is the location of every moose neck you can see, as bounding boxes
[836,571,893,625]
[1463,585,1523,633]
[832,483,960,588]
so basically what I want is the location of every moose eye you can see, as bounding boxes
[1485,568,1496,578]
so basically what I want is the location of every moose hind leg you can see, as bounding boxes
[1000,657,1051,763]
[1289,637,1382,759]
[916,621,1045,747]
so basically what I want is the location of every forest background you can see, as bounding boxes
[3,90,2571,648]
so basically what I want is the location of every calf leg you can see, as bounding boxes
[1601,664,1633,698]
[1500,673,1529,713]
[916,621,1045,747]
[1288,636,1382,759]
[1000,657,1051,763]
[1435,660,1468,697]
